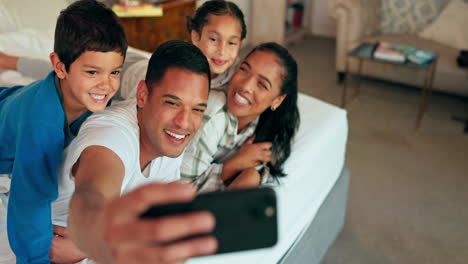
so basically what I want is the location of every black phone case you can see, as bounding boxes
[140,187,278,254]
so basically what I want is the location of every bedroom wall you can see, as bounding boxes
[309,0,336,37]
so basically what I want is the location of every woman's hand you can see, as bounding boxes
[227,167,261,190]
[49,225,86,264]
[222,137,272,181]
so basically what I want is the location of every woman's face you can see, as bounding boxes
[191,14,242,78]
[227,50,286,129]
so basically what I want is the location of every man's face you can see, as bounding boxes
[137,67,209,159]
[59,51,124,116]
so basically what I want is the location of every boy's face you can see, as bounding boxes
[191,14,242,78]
[137,67,209,159]
[57,51,124,117]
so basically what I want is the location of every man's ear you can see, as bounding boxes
[49,52,66,79]
[271,94,286,110]
[136,80,149,109]
[191,30,201,45]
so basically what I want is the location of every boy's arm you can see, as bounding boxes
[7,124,63,264]
[68,146,217,263]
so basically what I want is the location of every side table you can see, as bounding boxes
[342,43,437,131]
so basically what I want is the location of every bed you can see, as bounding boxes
[0,1,349,263]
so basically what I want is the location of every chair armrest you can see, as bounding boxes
[330,0,381,72]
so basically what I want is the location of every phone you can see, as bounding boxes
[140,187,278,254]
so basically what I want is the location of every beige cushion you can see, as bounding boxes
[380,0,449,34]
[419,0,468,50]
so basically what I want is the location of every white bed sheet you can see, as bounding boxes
[188,93,348,264]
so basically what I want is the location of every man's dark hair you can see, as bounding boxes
[54,0,128,71]
[187,0,247,40]
[145,40,211,92]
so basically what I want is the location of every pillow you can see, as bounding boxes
[0,0,69,34]
[419,0,468,50]
[380,0,449,34]
[0,29,54,59]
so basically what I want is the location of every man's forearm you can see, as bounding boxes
[68,184,112,263]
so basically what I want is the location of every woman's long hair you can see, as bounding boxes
[249,42,300,179]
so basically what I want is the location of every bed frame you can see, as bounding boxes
[279,168,349,264]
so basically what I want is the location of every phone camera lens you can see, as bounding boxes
[264,206,275,217]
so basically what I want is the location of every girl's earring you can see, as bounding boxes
[271,105,276,111]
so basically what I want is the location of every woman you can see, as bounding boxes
[181,42,300,192]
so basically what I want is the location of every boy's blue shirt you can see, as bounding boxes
[0,71,92,264]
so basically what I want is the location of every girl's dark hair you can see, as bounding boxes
[186,0,246,40]
[248,42,300,179]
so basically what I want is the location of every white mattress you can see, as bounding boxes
[188,93,348,264]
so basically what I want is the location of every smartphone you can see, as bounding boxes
[140,187,278,254]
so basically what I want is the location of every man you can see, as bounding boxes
[54,40,217,264]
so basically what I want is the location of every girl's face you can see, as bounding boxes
[191,14,242,78]
[226,50,286,129]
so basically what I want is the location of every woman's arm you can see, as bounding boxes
[0,52,19,71]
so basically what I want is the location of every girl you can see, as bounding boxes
[0,0,247,97]
[181,42,300,192]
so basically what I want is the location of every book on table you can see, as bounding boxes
[112,3,163,17]
[408,49,437,65]
[373,42,406,63]
[372,42,436,65]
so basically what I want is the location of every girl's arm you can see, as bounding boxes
[226,167,261,190]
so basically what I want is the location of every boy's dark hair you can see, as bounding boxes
[187,0,246,40]
[54,0,128,71]
[247,42,300,179]
[145,40,211,92]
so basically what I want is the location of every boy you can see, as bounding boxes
[0,0,127,263]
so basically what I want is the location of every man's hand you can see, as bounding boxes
[76,182,217,264]
[49,225,86,264]
[223,137,272,181]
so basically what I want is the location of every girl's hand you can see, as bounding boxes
[222,137,272,181]
[232,137,272,168]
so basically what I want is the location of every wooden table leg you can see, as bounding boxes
[341,57,350,108]
[415,59,437,131]
[356,57,363,97]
